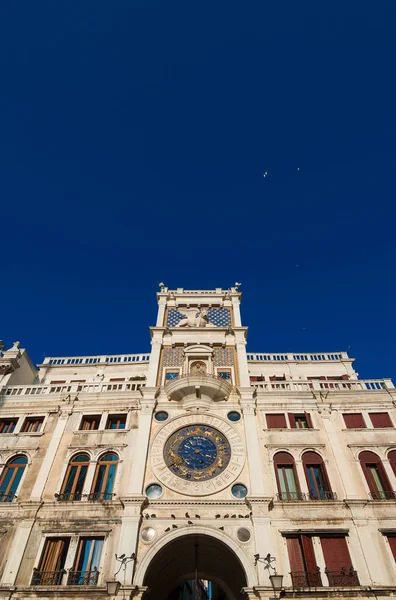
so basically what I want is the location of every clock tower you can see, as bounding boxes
[129,285,268,598]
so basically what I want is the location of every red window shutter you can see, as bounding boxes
[50,380,66,384]
[388,450,396,478]
[321,537,352,571]
[341,374,349,380]
[370,413,393,428]
[287,538,305,572]
[343,414,366,429]
[269,376,276,382]
[110,378,125,382]
[288,413,296,428]
[301,535,317,572]
[388,536,396,561]
[250,376,258,382]
[266,414,287,428]
[305,412,313,428]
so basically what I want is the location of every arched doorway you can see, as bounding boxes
[142,533,248,600]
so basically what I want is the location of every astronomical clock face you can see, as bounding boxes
[150,414,245,496]
[164,425,231,481]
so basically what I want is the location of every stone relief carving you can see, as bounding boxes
[176,309,216,328]
[190,361,207,375]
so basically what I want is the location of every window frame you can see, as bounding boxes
[0,418,18,434]
[0,454,28,501]
[105,414,127,430]
[359,451,393,499]
[274,452,301,500]
[90,453,119,501]
[79,415,101,431]
[21,416,45,433]
[302,451,333,500]
[59,453,90,501]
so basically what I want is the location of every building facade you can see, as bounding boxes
[1,285,396,600]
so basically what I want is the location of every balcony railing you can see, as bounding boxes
[325,567,359,587]
[43,353,150,365]
[251,378,393,392]
[369,490,396,500]
[290,569,322,588]
[276,491,337,502]
[1,381,145,398]
[247,352,346,362]
[0,492,16,503]
[276,492,306,502]
[309,490,337,501]
[55,492,115,502]
[31,568,66,586]
[67,569,99,586]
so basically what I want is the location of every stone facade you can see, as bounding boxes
[0,286,395,600]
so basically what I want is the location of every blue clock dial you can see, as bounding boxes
[164,425,231,481]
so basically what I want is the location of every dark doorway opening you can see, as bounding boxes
[143,534,247,600]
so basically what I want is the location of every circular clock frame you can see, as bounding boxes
[150,414,246,496]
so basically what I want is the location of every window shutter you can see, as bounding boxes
[266,414,287,428]
[305,412,313,428]
[320,537,352,571]
[388,450,396,478]
[269,376,276,382]
[343,414,366,429]
[286,538,305,572]
[250,376,258,382]
[301,535,317,572]
[288,413,296,428]
[388,536,396,561]
[370,413,393,428]
[341,374,349,380]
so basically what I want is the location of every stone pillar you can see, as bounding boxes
[249,504,275,586]
[295,460,309,495]
[230,290,242,327]
[146,334,162,387]
[317,405,360,499]
[115,500,146,584]
[1,519,35,585]
[156,293,168,326]
[30,409,70,501]
[240,393,266,496]
[235,329,250,387]
[127,391,157,495]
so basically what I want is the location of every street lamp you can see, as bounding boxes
[106,579,121,595]
[254,553,284,598]
[106,553,136,596]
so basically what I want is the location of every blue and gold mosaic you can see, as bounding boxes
[166,307,231,327]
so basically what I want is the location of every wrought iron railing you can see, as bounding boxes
[55,492,115,502]
[67,569,99,586]
[276,492,306,502]
[31,568,66,585]
[325,567,359,586]
[0,492,16,503]
[276,491,337,502]
[308,490,337,501]
[290,569,322,588]
[86,492,115,502]
[55,492,84,502]
[369,490,396,500]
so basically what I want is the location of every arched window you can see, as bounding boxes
[388,450,396,479]
[302,452,334,500]
[274,452,302,501]
[59,454,90,501]
[90,453,118,501]
[0,455,28,502]
[359,451,393,500]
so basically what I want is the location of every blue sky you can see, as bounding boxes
[1,1,395,380]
